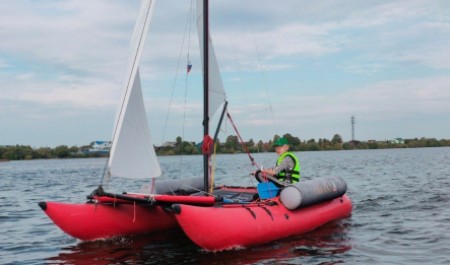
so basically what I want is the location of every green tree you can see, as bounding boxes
[182,141,194,154]
[306,142,320,151]
[283,133,300,150]
[330,134,343,150]
[319,138,332,150]
[35,147,52,159]
[331,134,343,145]
[54,145,70,158]
[175,136,183,154]
[257,140,265,152]
[69,146,79,154]
[225,135,239,153]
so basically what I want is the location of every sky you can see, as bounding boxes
[1,0,450,148]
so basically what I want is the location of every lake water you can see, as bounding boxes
[1,147,449,264]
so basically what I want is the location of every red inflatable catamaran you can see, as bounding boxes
[173,195,352,251]
[39,0,352,250]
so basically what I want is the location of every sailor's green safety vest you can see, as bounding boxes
[276,152,300,183]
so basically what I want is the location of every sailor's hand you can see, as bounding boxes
[280,180,290,186]
[253,170,263,182]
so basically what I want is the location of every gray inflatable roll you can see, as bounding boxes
[280,176,347,210]
[140,176,204,194]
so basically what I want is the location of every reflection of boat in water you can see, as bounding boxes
[39,0,352,250]
[45,231,190,265]
[46,220,352,264]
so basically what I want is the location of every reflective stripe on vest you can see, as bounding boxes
[276,152,300,183]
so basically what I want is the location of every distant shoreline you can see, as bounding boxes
[1,141,449,161]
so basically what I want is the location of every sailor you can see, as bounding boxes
[253,137,300,184]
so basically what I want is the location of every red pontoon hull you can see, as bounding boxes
[39,201,177,241]
[173,194,352,251]
[38,188,225,241]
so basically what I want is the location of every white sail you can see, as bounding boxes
[108,0,161,179]
[196,0,227,118]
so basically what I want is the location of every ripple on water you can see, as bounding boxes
[2,149,450,264]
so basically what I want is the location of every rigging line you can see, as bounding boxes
[100,1,153,186]
[161,0,194,146]
[216,0,248,101]
[214,1,269,172]
[227,112,258,168]
[244,0,277,127]
[217,0,266,168]
[181,0,195,157]
[181,76,188,157]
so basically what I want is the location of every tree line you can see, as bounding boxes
[2,134,450,161]
[0,145,105,160]
[158,134,450,155]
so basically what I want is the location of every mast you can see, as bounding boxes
[202,0,209,193]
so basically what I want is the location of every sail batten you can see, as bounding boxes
[109,0,161,179]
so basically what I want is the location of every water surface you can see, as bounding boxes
[1,148,449,264]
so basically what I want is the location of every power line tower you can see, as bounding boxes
[351,115,355,141]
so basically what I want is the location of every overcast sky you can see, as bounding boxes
[1,0,450,148]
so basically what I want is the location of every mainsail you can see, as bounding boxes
[108,0,161,179]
